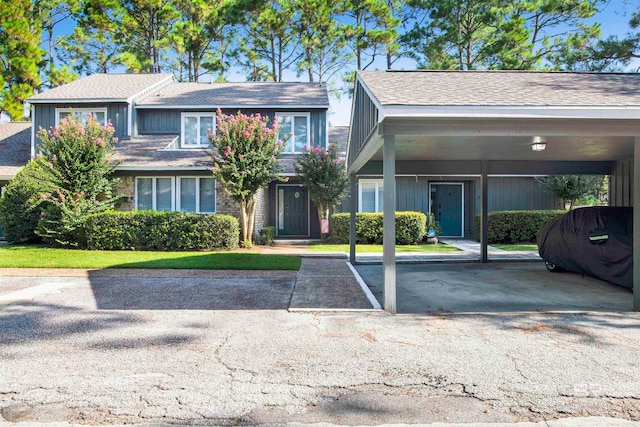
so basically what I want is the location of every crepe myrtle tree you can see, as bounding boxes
[208,109,286,247]
[295,143,349,240]
[35,114,120,246]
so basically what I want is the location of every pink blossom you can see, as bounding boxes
[40,193,46,199]
[284,177,290,182]
[244,131,250,138]
[47,162,53,169]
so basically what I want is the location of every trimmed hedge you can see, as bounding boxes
[84,211,239,250]
[475,210,566,244]
[259,226,275,245]
[331,211,427,244]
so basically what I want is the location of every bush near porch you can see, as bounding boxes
[331,212,427,244]
[475,210,565,244]
[84,211,239,251]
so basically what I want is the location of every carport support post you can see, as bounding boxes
[383,135,396,314]
[634,138,640,311]
[349,175,357,265]
[480,161,489,263]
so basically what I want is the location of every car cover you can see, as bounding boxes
[537,207,633,289]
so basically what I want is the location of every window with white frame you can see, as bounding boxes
[136,177,175,211]
[276,112,310,153]
[359,179,383,212]
[56,108,107,126]
[181,113,215,148]
[177,177,216,213]
[135,177,216,214]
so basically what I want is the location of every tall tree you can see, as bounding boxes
[0,0,44,120]
[235,0,301,82]
[294,0,352,83]
[170,0,246,82]
[403,0,601,70]
[38,0,80,87]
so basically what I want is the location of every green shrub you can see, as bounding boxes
[259,226,275,245]
[425,213,441,236]
[84,211,239,250]
[331,211,427,244]
[0,161,54,243]
[475,210,566,244]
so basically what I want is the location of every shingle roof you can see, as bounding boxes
[329,126,349,155]
[0,122,31,177]
[112,135,211,169]
[358,70,640,106]
[136,82,329,107]
[28,74,173,103]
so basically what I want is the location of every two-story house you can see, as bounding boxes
[25,73,333,240]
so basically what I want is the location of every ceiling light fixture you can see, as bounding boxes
[531,136,547,152]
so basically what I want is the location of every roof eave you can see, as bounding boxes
[27,98,129,104]
[134,104,330,109]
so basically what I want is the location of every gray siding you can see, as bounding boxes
[610,159,633,207]
[137,108,327,147]
[34,103,129,145]
[488,177,561,211]
[348,82,378,166]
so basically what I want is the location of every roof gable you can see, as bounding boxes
[28,74,174,103]
[358,70,640,107]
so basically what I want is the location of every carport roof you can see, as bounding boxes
[358,70,640,107]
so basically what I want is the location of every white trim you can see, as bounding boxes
[0,175,15,181]
[127,101,133,136]
[115,166,211,171]
[30,104,36,159]
[126,75,174,103]
[55,107,108,125]
[380,105,640,120]
[135,104,330,109]
[358,179,384,213]
[180,112,215,149]
[428,182,464,238]
[275,112,311,154]
[135,176,175,211]
[176,176,216,214]
[347,261,382,310]
[275,184,311,237]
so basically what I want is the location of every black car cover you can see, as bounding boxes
[537,207,633,289]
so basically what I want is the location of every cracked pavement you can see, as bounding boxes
[0,274,639,425]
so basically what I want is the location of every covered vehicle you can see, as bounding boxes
[537,207,633,289]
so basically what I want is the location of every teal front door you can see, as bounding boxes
[278,186,309,236]
[431,183,463,237]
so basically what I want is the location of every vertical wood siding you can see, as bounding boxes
[34,103,129,146]
[137,108,327,147]
[610,159,633,207]
[348,82,378,166]
[488,177,561,211]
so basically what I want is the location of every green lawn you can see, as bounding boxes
[492,243,538,251]
[307,243,459,253]
[0,245,301,270]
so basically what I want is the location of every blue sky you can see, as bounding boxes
[46,0,640,127]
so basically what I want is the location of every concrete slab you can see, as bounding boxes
[290,259,375,310]
[356,262,633,313]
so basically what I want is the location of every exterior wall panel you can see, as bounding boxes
[488,177,560,211]
[610,159,633,207]
[137,108,327,147]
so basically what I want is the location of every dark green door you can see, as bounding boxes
[279,186,308,236]
[432,184,463,237]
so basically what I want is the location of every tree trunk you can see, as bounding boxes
[240,195,257,247]
[318,205,329,240]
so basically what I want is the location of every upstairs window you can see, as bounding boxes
[56,108,107,126]
[276,112,310,153]
[181,113,214,148]
[359,179,383,212]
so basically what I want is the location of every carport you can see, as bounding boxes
[346,70,640,313]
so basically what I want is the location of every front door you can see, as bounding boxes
[431,183,463,237]
[278,186,309,236]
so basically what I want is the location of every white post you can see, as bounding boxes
[349,175,357,265]
[480,161,489,263]
[634,138,640,311]
[383,135,396,314]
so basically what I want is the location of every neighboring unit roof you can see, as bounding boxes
[0,122,31,178]
[27,74,173,103]
[329,126,349,155]
[112,135,211,169]
[358,70,640,107]
[136,82,330,107]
